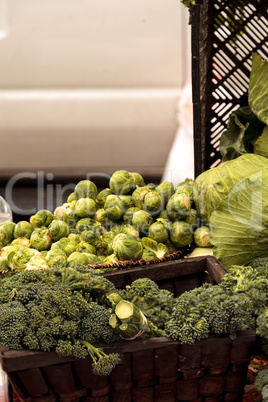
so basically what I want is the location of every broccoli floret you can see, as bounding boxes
[79,340,121,376]
[0,301,29,350]
[256,308,268,339]
[255,368,268,400]
[118,278,174,332]
[165,297,210,343]
[78,301,119,343]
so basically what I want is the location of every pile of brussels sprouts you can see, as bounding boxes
[0,170,211,272]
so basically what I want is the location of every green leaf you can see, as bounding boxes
[209,167,268,268]
[252,126,268,159]
[249,53,268,125]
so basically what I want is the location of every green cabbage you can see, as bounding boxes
[209,167,268,268]
[193,153,268,223]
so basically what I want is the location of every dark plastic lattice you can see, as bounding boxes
[192,0,268,176]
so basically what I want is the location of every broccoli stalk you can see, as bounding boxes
[79,339,121,376]
[109,299,151,339]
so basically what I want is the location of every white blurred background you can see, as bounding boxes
[0,0,191,221]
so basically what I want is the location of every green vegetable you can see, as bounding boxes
[209,169,268,268]
[67,251,89,265]
[130,172,145,187]
[96,188,113,208]
[11,237,32,248]
[74,197,98,218]
[122,207,141,224]
[0,222,15,246]
[194,226,212,248]
[13,221,33,239]
[148,221,169,243]
[103,195,125,221]
[29,210,53,228]
[75,241,97,255]
[30,228,52,251]
[156,181,175,205]
[66,192,78,203]
[10,247,40,271]
[193,153,268,223]
[143,191,163,216]
[48,220,70,242]
[166,193,191,221]
[170,221,193,248]
[249,53,268,126]
[74,180,98,200]
[141,237,170,259]
[187,247,214,258]
[46,248,67,267]
[112,233,143,261]
[132,210,153,236]
[51,237,77,257]
[26,254,49,270]
[132,187,151,209]
[109,170,136,195]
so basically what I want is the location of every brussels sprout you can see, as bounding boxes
[156,181,175,205]
[132,210,153,236]
[48,220,70,242]
[67,192,78,203]
[132,187,151,209]
[0,258,9,271]
[54,201,78,229]
[45,248,67,267]
[0,222,15,246]
[51,237,77,257]
[156,217,173,234]
[11,237,32,248]
[74,197,97,218]
[158,209,169,220]
[103,253,119,264]
[26,254,49,270]
[67,233,80,243]
[143,191,163,215]
[145,183,156,191]
[94,208,111,226]
[0,245,20,269]
[83,253,101,265]
[30,209,53,228]
[74,180,98,200]
[131,172,145,187]
[112,233,143,261]
[76,241,97,255]
[142,249,157,261]
[118,195,134,210]
[176,178,194,198]
[148,221,169,243]
[101,231,117,250]
[120,224,139,237]
[13,221,33,239]
[184,209,199,226]
[170,221,193,248]
[67,251,89,265]
[80,230,102,249]
[76,217,100,233]
[104,195,125,221]
[10,247,40,271]
[194,226,213,247]
[109,170,136,195]
[96,188,113,208]
[123,207,141,224]
[30,228,52,251]
[166,193,192,221]
[141,237,170,259]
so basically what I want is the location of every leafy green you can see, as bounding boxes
[193,153,268,223]
[209,168,268,268]
[249,53,268,125]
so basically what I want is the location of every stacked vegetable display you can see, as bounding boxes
[0,171,208,273]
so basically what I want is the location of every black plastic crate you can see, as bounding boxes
[191,0,268,176]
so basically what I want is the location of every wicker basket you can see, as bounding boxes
[191,0,268,176]
[0,256,256,402]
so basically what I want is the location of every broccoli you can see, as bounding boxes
[256,308,268,339]
[0,266,121,376]
[165,282,256,344]
[78,301,120,343]
[118,277,175,333]
[0,301,30,350]
[255,368,268,400]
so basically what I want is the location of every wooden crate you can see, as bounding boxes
[0,256,256,401]
[191,0,268,176]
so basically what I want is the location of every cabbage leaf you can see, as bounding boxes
[249,53,268,125]
[193,153,268,223]
[209,168,268,268]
